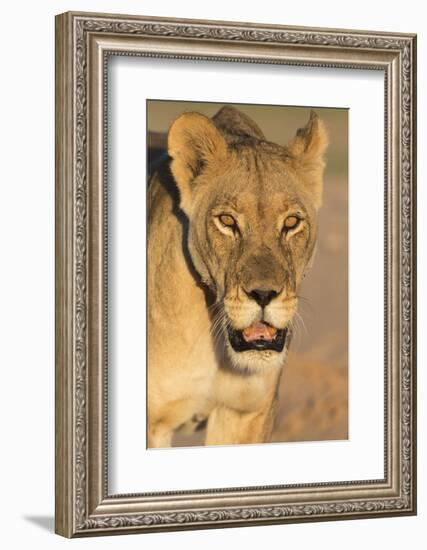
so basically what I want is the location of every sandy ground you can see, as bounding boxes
[148,103,348,446]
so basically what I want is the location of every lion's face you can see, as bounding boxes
[168,107,328,371]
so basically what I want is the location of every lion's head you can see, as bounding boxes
[168,106,328,371]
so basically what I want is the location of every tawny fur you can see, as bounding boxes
[148,106,328,447]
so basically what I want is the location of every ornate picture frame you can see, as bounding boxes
[55,11,416,537]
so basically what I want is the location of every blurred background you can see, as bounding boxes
[148,100,348,445]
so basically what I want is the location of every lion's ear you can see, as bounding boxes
[168,112,227,213]
[286,111,328,209]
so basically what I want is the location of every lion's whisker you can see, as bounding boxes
[294,310,308,337]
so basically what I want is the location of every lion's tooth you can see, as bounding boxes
[267,326,278,337]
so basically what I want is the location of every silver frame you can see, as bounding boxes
[55,11,417,537]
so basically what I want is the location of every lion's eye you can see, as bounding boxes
[219,214,237,229]
[283,215,300,231]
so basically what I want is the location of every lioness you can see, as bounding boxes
[148,106,328,447]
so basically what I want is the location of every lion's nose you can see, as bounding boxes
[247,289,279,307]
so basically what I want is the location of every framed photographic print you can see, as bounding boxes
[55,11,417,537]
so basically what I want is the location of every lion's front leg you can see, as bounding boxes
[147,421,173,449]
[205,400,277,446]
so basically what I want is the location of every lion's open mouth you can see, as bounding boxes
[227,321,287,352]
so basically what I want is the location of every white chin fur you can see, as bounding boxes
[226,341,288,372]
